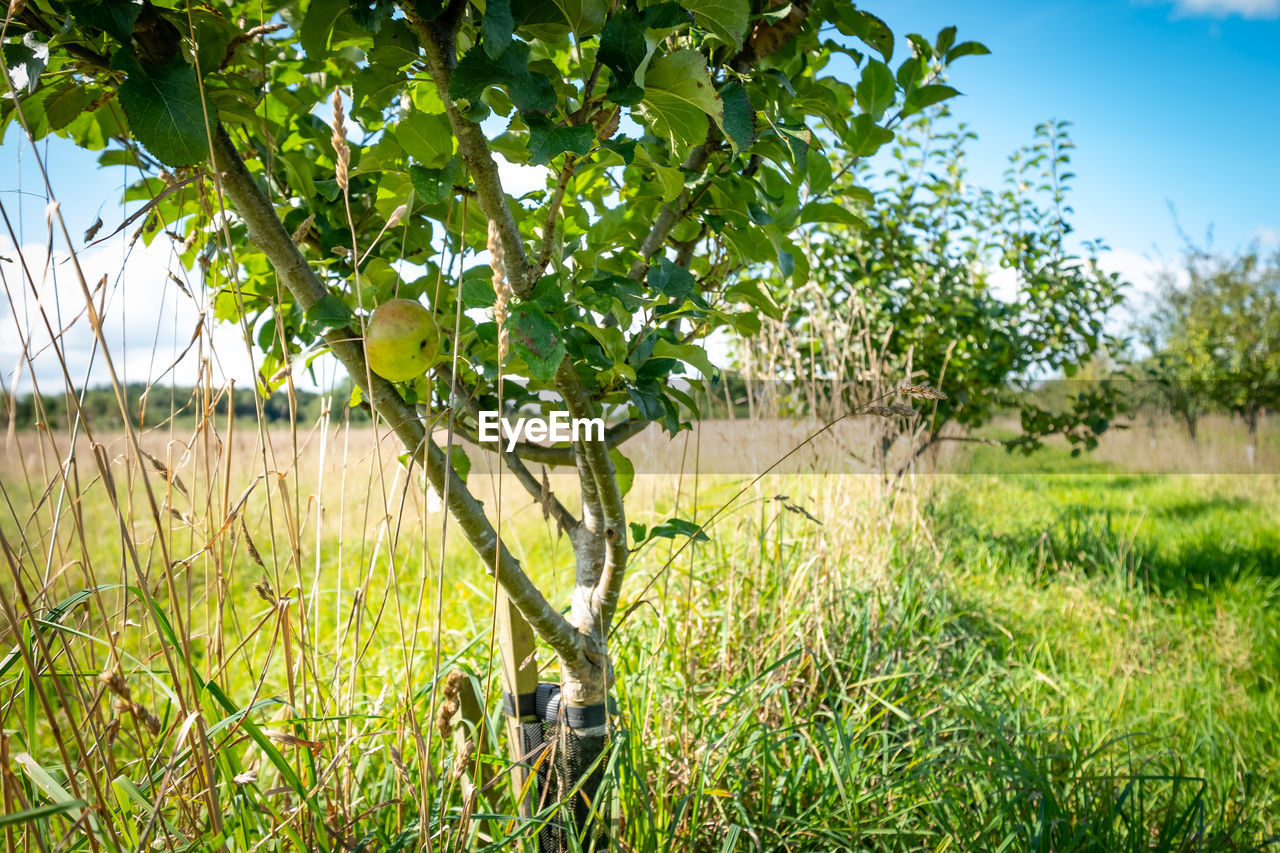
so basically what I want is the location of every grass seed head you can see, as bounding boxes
[488,221,511,361]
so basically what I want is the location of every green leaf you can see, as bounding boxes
[634,144,683,202]
[896,54,926,91]
[450,445,471,483]
[301,0,348,59]
[649,257,695,300]
[799,201,868,230]
[855,60,896,122]
[113,51,212,168]
[512,0,607,39]
[461,266,496,308]
[935,25,957,57]
[610,448,634,497]
[396,110,454,168]
[902,84,961,117]
[680,0,749,50]
[66,0,142,41]
[652,339,717,377]
[725,279,782,320]
[639,49,723,156]
[599,11,665,104]
[647,517,708,543]
[482,0,516,57]
[508,302,567,382]
[315,178,341,202]
[349,0,395,31]
[450,40,555,114]
[0,799,89,828]
[718,81,756,153]
[839,8,894,62]
[409,156,463,204]
[4,34,49,95]
[847,113,894,157]
[305,293,353,334]
[946,41,990,63]
[525,114,595,165]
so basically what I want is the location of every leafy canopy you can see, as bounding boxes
[745,118,1126,456]
[3,0,983,445]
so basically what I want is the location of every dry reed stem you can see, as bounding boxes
[330,89,350,193]
[488,221,510,361]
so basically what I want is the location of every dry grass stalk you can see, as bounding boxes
[291,212,316,246]
[330,88,350,193]
[896,381,947,401]
[488,220,511,361]
[436,668,465,740]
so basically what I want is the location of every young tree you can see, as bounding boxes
[1146,246,1280,453]
[743,118,1126,461]
[2,0,981,840]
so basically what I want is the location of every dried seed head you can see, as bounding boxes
[451,741,474,782]
[488,221,511,362]
[387,203,408,230]
[241,518,265,569]
[866,404,917,418]
[895,381,947,401]
[330,88,350,193]
[135,704,163,736]
[291,213,316,246]
[99,667,131,701]
[436,668,465,740]
[253,578,276,605]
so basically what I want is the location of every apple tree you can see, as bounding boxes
[744,117,1126,465]
[2,0,979,841]
[1144,245,1280,451]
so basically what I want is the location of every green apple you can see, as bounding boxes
[364,298,440,382]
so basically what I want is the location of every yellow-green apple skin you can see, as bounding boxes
[364,299,440,382]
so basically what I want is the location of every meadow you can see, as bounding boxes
[1,409,1277,850]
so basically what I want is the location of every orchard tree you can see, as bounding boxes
[744,118,1126,462]
[2,0,980,841]
[1146,246,1280,451]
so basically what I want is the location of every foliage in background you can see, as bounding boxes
[742,117,1127,462]
[1141,245,1280,445]
[0,383,366,429]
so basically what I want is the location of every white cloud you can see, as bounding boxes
[1166,0,1280,17]
[1250,225,1279,246]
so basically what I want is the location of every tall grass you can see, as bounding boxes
[3,405,1278,849]
[2,165,1276,848]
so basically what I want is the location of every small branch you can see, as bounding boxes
[220,22,288,70]
[626,144,713,282]
[535,156,577,274]
[400,2,535,297]
[440,367,579,532]
[556,363,627,631]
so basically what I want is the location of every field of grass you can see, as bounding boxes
[1,413,1277,850]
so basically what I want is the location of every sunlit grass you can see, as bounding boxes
[2,414,1278,849]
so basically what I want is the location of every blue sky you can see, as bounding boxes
[873,0,1280,261]
[2,0,1278,391]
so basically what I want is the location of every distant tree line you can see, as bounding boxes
[0,382,370,430]
[1138,245,1279,445]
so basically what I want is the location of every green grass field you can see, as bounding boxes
[1,421,1277,850]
